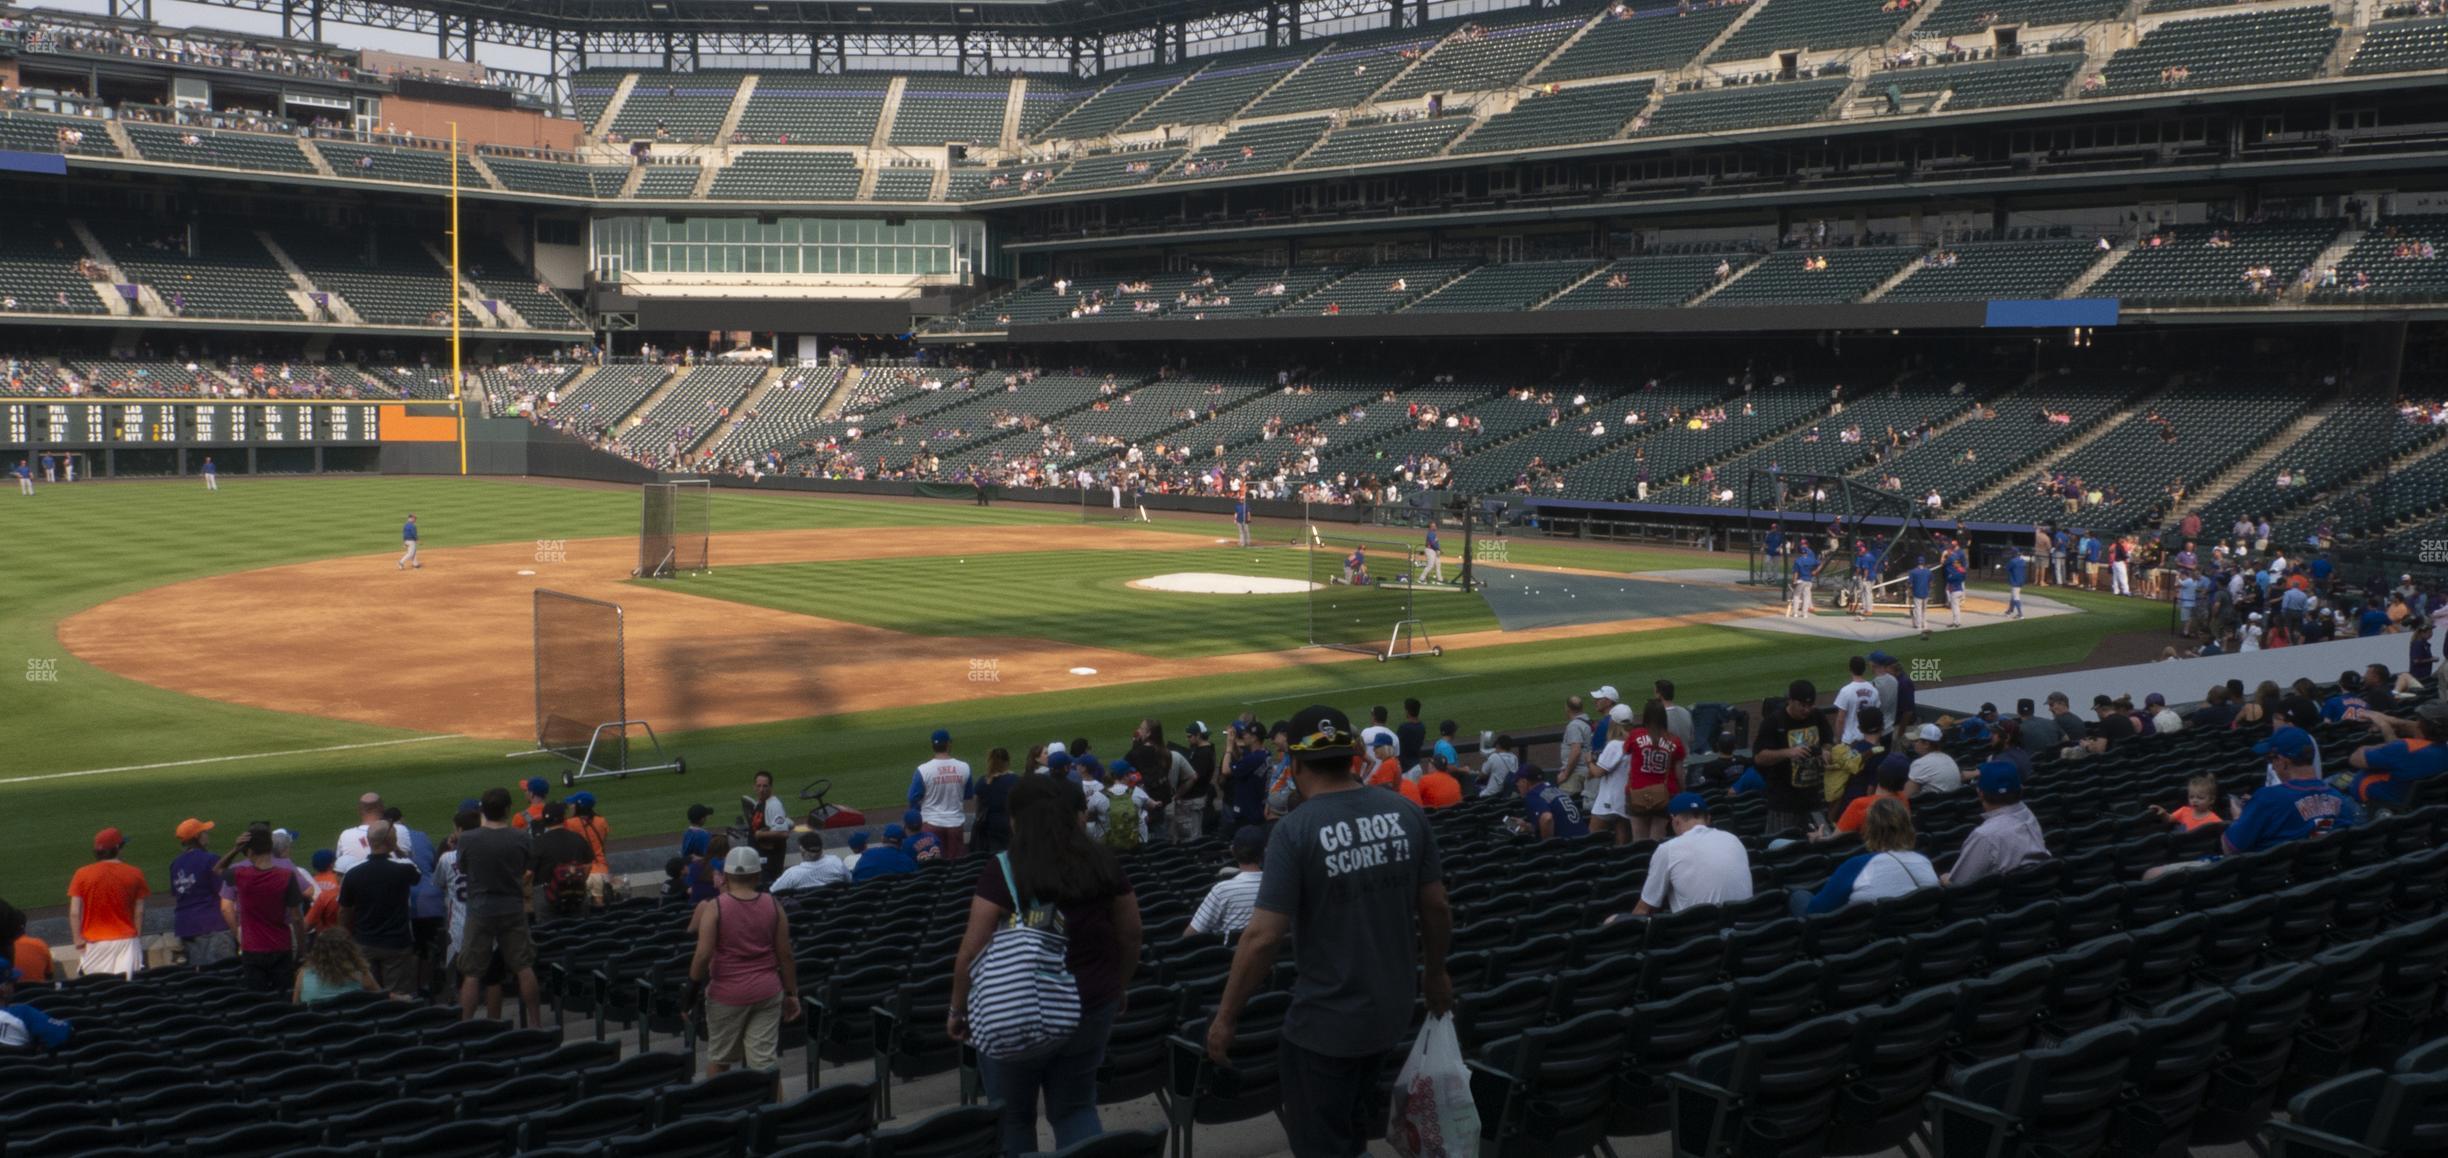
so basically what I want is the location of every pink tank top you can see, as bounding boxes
[707,891,783,1006]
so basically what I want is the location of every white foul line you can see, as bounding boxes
[0,735,456,786]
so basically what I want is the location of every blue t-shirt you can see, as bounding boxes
[402,520,419,542]
[1426,529,1439,551]
[2081,537,2101,563]
[680,827,711,860]
[0,1002,71,1050]
[1955,717,1992,743]
[1432,738,1458,767]
[1764,532,1784,558]
[1234,500,1248,522]
[1854,551,1876,577]
[2359,609,2389,637]
[1794,553,1818,582]
[11,464,26,479]
[2053,532,2072,555]
[201,460,216,474]
[2006,556,2030,586]
[1226,750,1270,827]
[1944,562,1967,591]
[850,843,920,881]
[1908,567,1932,600]
[2311,558,2334,582]
[1523,784,1589,839]
[169,848,225,939]
[2354,740,2448,805]
[2225,780,2359,854]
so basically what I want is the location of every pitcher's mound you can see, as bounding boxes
[1130,572,1319,595]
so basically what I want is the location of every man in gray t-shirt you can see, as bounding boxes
[1556,696,1594,803]
[1208,704,1452,1158]
[454,787,544,1028]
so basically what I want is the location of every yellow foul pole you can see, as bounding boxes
[450,121,468,475]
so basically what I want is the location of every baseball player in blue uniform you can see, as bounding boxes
[13,460,30,497]
[1233,488,1251,548]
[1852,541,1877,620]
[2006,546,2030,619]
[1419,525,1445,584]
[1342,545,1370,586]
[398,514,421,570]
[201,456,218,491]
[1789,544,1818,618]
[1907,557,1933,636]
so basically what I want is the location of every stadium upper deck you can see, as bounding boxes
[4,0,2447,215]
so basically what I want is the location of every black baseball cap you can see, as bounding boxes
[1285,704,1357,761]
[687,803,715,823]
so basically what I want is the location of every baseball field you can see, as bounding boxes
[0,475,2169,905]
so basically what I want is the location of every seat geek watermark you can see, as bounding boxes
[1911,658,1942,684]
[2422,539,2448,565]
[969,658,1001,683]
[1477,538,1511,564]
[26,657,59,683]
[535,539,569,564]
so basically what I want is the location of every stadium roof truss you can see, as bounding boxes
[160,0,1435,68]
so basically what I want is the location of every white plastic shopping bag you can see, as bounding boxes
[1387,1013,1482,1158]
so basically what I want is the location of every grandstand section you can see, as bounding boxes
[1535,4,1742,82]
[121,122,317,174]
[1542,252,1750,311]
[1878,236,2104,302]
[1455,79,1654,155]
[1242,28,1446,117]
[2085,6,2339,96]
[734,75,894,145]
[482,156,629,198]
[706,151,863,201]
[1711,0,1911,62]
[1163,117,1331,180]
[887,76,1013,147]
[607,71,748,142]
[1634,78,1849,137]
[2346,15,2448,73]
[1373,8,1593,103]
[1700,245,1924,307]
[1877,54,2086,112]
[1125,44,1315,130]
[2083,220,2341,307]
[88,220,305,322]
[1293,116,1470,169]
[1917,0,2125,36]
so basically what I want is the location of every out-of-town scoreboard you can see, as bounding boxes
[1,400,386,446]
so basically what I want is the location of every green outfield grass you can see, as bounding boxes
[663,547,1501,657]
[0,474,2165,909]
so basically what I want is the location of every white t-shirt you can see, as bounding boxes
[754,795,790,832]
[1833,679,1880,744]
[912,756,974,829]
[1189,870,1264,936]
[1087,784,1151,841]
[773,855,851,892]
[1360,725,1397,754]
[1590,739,1632,817]
[2152,709,2184,735]
[1638,824,1753,913]
[1908,751,1962,794]
[333,824,373,876]
[1846,851,1940,907]
[436,850,465,963]
[1478,751,1520,797]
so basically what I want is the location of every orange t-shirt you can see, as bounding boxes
[511,803,547,830]
[568,816,612,875]
[11,934,53,981]
[1397,778,1424,806]
[1417,772,1464,809]
[305,884,342,931]
[1835,792,1911,834]
[1367,758,1402,788]
[2167,805,2225,831]
[67,859,151,941]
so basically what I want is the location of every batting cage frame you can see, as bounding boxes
[1305,530,1442,661]
[637,479,712,578]
[1742,470,1929,613]
[1079,472,1151,524]
[532,589,686,787]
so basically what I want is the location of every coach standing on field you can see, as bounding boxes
[398,514,421,570]
[1206,704,1453,1158]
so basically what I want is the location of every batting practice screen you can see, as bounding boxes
[1079,478,1146,523]
[639,480,711,577]
[534,589,625,761]
[1307,534,1427,657]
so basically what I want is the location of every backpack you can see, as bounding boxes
[964,853,1081,1059]
[1102,787,1143,851]
[547,859,590,916]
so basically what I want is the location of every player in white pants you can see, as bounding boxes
[1788,548,1818,618]
[2111,546,2131,596]
[1417,526,1445,584]
[202,456,218,491]
[1233,496,1251,547]
[398,514,422,570]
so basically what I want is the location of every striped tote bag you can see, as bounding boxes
[966,852,1082,1059]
